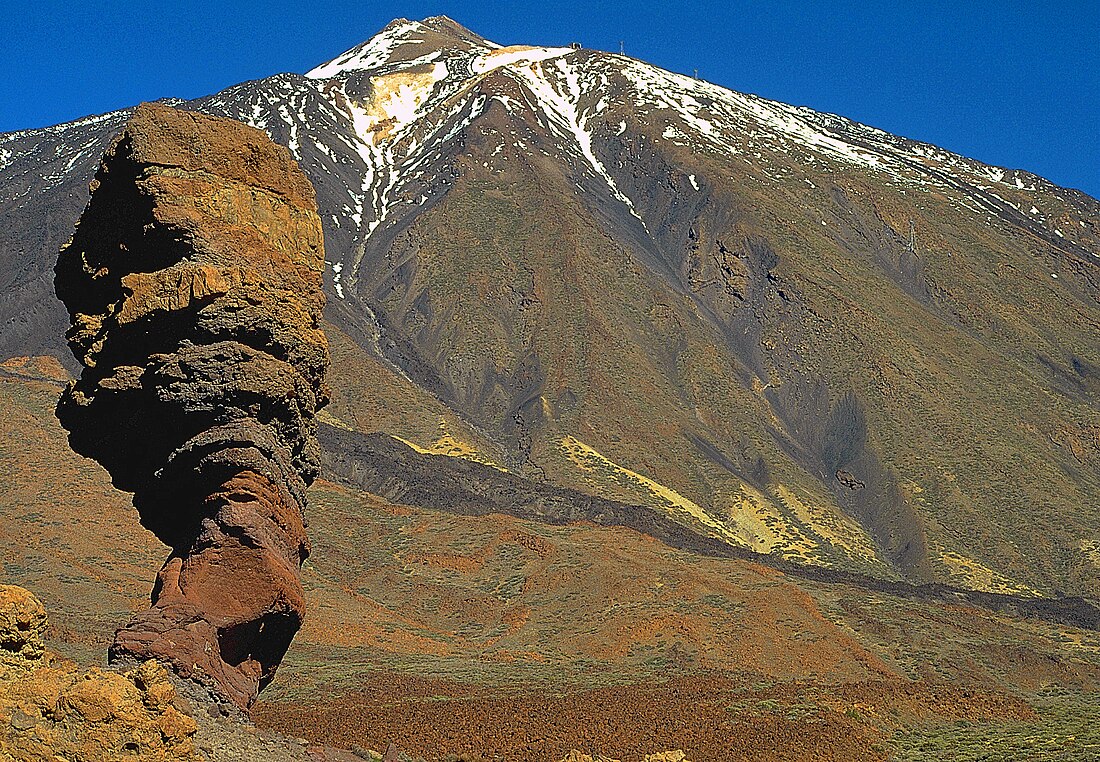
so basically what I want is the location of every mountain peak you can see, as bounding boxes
[418,15,491,43]
[306,16,496,80]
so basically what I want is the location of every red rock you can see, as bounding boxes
[54,102,329,709]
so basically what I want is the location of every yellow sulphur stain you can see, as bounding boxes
[938,550,1040,596]
[559,435,746,545]
[772,485,880,563]
[393,416,506,471]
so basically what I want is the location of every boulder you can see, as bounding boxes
[0,586,200,761]
[0,584,48,669]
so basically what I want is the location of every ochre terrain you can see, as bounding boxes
[3,366,1099,759]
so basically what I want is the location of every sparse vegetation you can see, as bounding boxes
[889,690,1100,761]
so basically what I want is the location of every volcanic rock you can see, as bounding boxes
[54,102,329,709]
[0,585,200,761]
[0,584,47,669]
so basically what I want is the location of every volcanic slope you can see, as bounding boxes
[0,16,1098,597]
[4,364,1100,761]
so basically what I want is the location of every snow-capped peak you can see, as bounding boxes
[306,16,499,80]
[302,18,1066,269]
[306,20,428,79]
[195,18,1100,300]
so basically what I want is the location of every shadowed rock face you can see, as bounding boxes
[54,102,329,709]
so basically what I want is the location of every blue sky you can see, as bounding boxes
[3,0,1097,197]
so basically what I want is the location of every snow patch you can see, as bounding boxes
[307,20,426,78]
[330,261,345,299]
[471,45,573,75]
[277,104,300,156]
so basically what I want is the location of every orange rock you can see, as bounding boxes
[0,586,199,761]
[0,584,47,667]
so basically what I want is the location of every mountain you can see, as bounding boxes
[3,16,1100,758]
[2,16,1099,600]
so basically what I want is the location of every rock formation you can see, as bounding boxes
[0,585,200,761]
[0,584,48,670]
[54,102,330,709]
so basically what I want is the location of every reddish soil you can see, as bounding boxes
[252,674,1034,762]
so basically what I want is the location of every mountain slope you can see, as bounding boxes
[1,16,1098,598]
[7,362,1099,761]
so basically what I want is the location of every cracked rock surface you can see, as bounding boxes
[54,102,330,709]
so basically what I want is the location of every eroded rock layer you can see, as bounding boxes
[54,102,329,708]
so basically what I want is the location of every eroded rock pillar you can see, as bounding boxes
[54,102,329,709]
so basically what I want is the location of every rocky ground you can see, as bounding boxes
[0,584,709,762]
[0,584,375,762]
[253,673,1035,762]
[4,366,1100,759]
[0,585,198,761]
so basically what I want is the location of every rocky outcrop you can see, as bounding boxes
[0,585,200,761]
[54,102,329,709]
[0,585,48,669]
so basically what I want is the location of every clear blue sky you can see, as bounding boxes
[3,0,1097,197]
